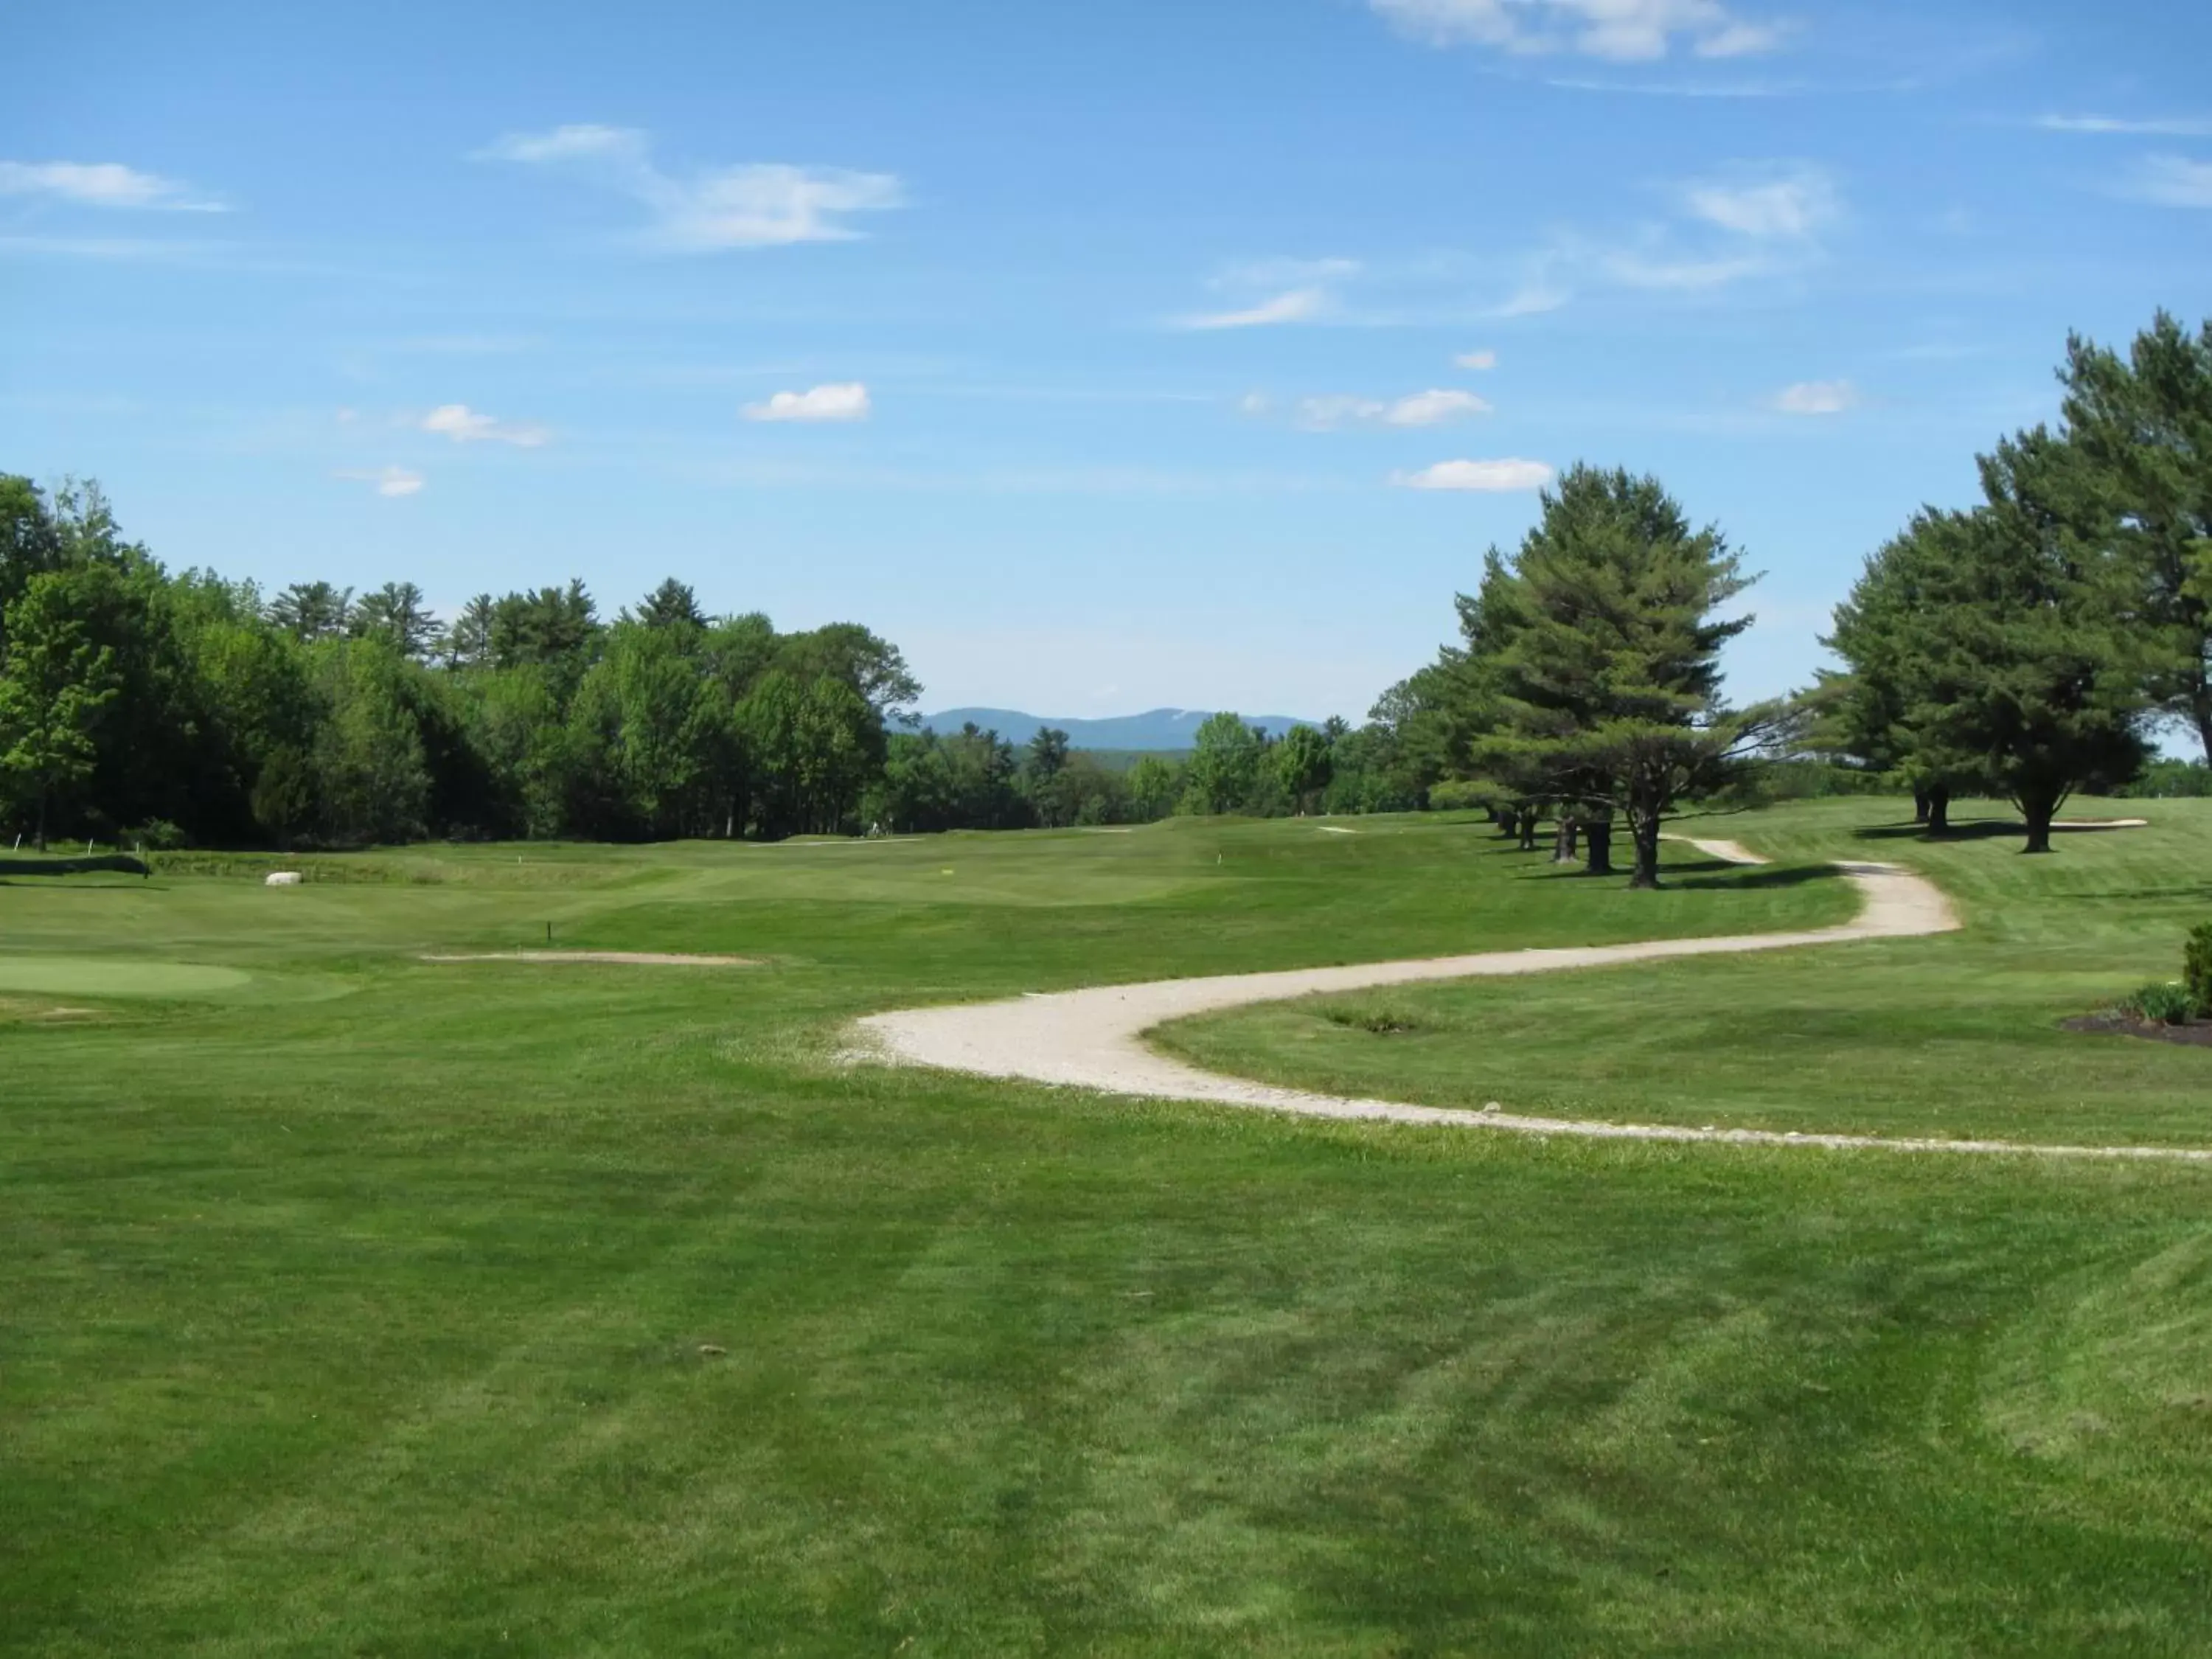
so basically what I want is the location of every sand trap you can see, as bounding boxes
[2053,818,2151,830]
[422,951,757,966]
[855,838,2208,1165]
[1318,826,1360,835]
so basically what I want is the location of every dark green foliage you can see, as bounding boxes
[1183,711,1273,814]
[1469,465,1764,886]
[0,477,957,848]
[1834,442,2152,854]
[2120,981,2197,1025]
[2186,922,2212,1017]
[2118,758,2212,798]
[1275,723,1333,814]
[0,852,148,877]
[2059,313,2212,759]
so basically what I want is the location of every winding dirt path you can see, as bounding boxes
[854,838,2212,1164]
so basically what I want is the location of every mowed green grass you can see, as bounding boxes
[1161,798,2212,1147]
[4,810,2211,1656]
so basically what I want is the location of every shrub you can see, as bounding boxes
[2188,923,2212,1017]
[2121,981,2198,1026]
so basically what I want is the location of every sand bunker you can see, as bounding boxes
[422,951,757,967]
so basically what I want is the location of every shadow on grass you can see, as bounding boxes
[1853,819,2022,843]
[1511,858,1841,891]
[0,879,173,891]
[1672,863,1843,891]
[1854,818,2145,845]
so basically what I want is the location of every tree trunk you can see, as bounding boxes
[1519,813,1540,852]
[1628,815,1662,889]
[1552,818,1577,863]
[1495,807,1520,841]
[1912,787,1930,825]
[1926,785,1951,835]
[34,790,48,853]
[1584,818,1614,876]
[2020,790,2058,855]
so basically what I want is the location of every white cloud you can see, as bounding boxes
[1683,164,1838,238]
[1382,388,1493,425]
[1494,278,1571,316]
[1180,288,1331,330]
[0,160,225,212]
[742,382,872,422]
[1605,250,1771,289]
[1238,392,1273,415]
[479,125,902,250]
[2038,114,2212,138]
[2126,154,2212,209]
[1288,389,1492,429]
[1454,349,1499,369]
[1369,0,1787,63]
[1773,379,1858,415]
[1695,19,1787,56]
[476,124,648,164]
[338,467,425,498]
[418,403,551,446]
[1393,458,1555,491]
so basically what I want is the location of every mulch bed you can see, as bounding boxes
[2062,1011,2212,1049]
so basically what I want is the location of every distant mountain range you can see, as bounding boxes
[917,707,1318,751]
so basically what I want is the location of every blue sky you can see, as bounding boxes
[6,1,2210,731]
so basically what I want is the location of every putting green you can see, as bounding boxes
[0,955,251,998]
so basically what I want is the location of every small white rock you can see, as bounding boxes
[265,872,303,887]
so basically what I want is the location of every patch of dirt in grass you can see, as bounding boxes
[421,951,759,967]
[0,998,100,1023]
[2062,1011,2212,1049]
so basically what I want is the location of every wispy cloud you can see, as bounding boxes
[1455,349,1499,369]
[338,467,425,498]
[1177,258,1358,330]
[1368,0,1789,63]
[419,404,551,446]
[2037,114,2212,138]
[1773,379,1858,415]
[1682,164,1839,238]
[1180,288,1332,330]
[1184,163,1829,333]
[478,124,902,251]
[1392,458,1555,491]
[0,160,226,212]
[1492,277,1571,316]
[1604,250,1771,289]
[1292,389,1492,428]
[743,382,872,422]
[2124,154,2212,209]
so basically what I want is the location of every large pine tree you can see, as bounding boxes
[1474,465,1763,888]
[1834,434,2152,852]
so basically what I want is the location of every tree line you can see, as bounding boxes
[5,314,2202,858]
[0,481,925,849]
[1375,310,2211,877]
[1820,313,2211,850]
[0,479,1439,849]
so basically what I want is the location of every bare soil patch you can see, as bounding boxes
[2062,1011,2212,1049]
